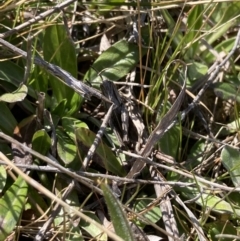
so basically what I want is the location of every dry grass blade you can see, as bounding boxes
[150,168,207,241]
[151,169,180,241]
[34,181,75,241]
[81,104,115,170]
[1,0,240,240]
[0,131,103,195]
[0,0,77,38]
[0,152,124,241]
[126,64,186,179]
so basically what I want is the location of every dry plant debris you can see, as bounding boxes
[0,1,240,241]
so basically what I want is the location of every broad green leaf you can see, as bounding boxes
[209,2,240,25]
[0,143,12,160]
[65,227,83,241]
[13,115,37,144]
[227,192,240,211]
[218,117,240,136]
[101,183,135,241]
[80,211,107,241]
[0,166,7,193]
[199,194,237,215]
[28,186,49,213]
[62,117,88,140]
[75,128,126,176]
[0,61,36,99]
[207,221,237,241]
[221,146,240,187]
[44,25,81,114]
[32,129,51,155]
[84,39,147,86]
[180,183,240,215]
[0,61,24,87]
[0,102,17,136]
[0,61,35,113]
[187,61,208,88]
[213,82,240,103]
[171,173,240,215]
[51,99,67,127]
[159,125,180,159]
[29,63,48,93]
[160,9,183,51]
[0,176,28,240]
[52,98,67,117]
[0,84,27,103]
[205,3,240,46]
[56,127,77,166]
[187,140,207,169]
[134,195,162,228]
[185,5,203,58]
[203,38,235,64]
[54,184,80,226]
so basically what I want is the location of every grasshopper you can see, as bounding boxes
[100,79,129,146]
[101,79,146,150]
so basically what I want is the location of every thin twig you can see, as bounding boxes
[0,37,112,103]
[82,104,115,170]
[151,169,180,241]
[23,31,32,84]
[0,131,103,195]
[34,181,75,241]
[180,29,240,122]
[0,152,124,241]
[126,61,187,179]
[1,130,240,192]
[0,0,77,39]
[0,160,194,185]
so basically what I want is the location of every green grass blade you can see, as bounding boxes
[44,25,81,114]
[0,176,28,240]
[101,183,135,241]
